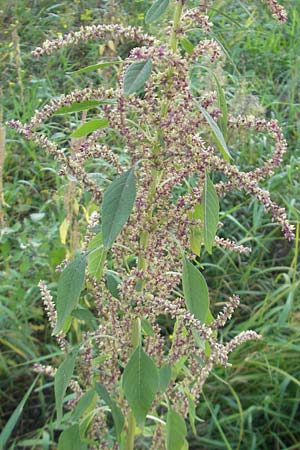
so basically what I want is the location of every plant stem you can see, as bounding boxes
[125,318,141,450]
[137,168,162,289]
[137,2,184,279]
[132,6,185,443]
[131,317,141,349]
[125,412,136,450]
[170,1,184,52]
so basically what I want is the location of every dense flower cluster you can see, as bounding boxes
[263,0,288,22]
[9,0,291,448]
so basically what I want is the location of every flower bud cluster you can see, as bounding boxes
[262,0,288,22]
[10,0,290,446]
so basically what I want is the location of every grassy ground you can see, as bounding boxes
[0,0,299,448]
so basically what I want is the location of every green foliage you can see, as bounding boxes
[101,168,136,249]
[55,347,79,423]
[1,0,299,449]
[202,173,219,254]
[58,424,86,450]
[145,0,170,24]
[158,364,172,393]
[95,383,124,442]
[106,270,121,298]
[182,256,209,323]
[180,37,195,55]
[71,119,109,138]
[166,409,187,450]
[72,389,97,421]
[87,233,106,281]
[54,255,86,334]
[122,346,159,427]
[214,75,228,139]
[123,60,152,95]
[197,104,231,161]
[141,318,155,336]
[71,61,122,74]
[0,376,39,450]
[55,100,105,115]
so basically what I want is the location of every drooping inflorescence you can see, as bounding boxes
[9,0,291,448]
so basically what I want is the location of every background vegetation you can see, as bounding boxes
[0,0,299,448]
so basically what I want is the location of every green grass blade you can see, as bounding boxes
[0,376,39,450]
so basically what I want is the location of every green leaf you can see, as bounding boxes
[88,231,102,251]
[122,346,159,427]
[197,103,231,161]
[72,307,97,325]
[190,226,202,256]
[87,247,107,280]
[214,74,228,139]
[0,376,39,450]
[54,255,86,334]
[72,389,97,421]
[202,173,219,254]
[158,364,171,393]
[189,203,203,256]
[71,60,122,74]
[71,118,109,138]
[182,440,189,450]
[141,318,155,337]
[87,231,106,280]
[55,347,79,424]
[182,256,209,323]
[166,409,187,450]
[145,0,169,23]
[95,383,124,442]
[172,355,187,380]
[55,100,104,115]
[102,168,136,249]
[204,310,216,356]
[123,60,152,96]
[180,37,195,55]
[106,271,121,299]
[188,393,197,435]
[58,424,87,450]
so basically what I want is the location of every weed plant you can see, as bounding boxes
[1,1,299,449]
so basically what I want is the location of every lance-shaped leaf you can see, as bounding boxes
[55,100,105,115]
[102,168,136,249]
[158,364,171,393]
[55,347,79,423]
[122,346,159,427]
[72,389,97,421]
[202,173,219,254]
[180,37,195,55]
[72,307,97,327]
[0,376,39,450]
[71,60,122,74]
[106,270,122,298]
[71,118,109,138]
[182,256,209,323]
[214,74,228,139]
[95,383,124,442]
[188,393,197,435]
[189,203,203,256]
[166,409,187,450]
[145,0,170,23]
[54,255,86,334]
[141,318,155,337]
[58,424,86,450]
[88,247,107,280]
[87,232,106,280]
[123,60,152,96]
[197,103,231,161]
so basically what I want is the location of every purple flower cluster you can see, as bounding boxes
[9,0,291,446]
